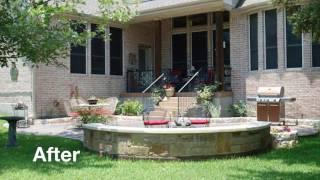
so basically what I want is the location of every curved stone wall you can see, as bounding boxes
[83,120,271,160]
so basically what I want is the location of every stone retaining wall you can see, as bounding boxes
[83,124,271,160]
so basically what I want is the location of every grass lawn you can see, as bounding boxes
[0,120,320,180]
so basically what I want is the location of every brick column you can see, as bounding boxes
[155,21,162,76]
[215,12,225,89]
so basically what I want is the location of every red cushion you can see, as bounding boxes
[191,119,210,124]
[144,120,169,125]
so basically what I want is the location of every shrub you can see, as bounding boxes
[117,100,144,116]
[229,101,247,117]
[202,101,221,118]
[196,83,221,104]
[78,108,111,124]
[151,87,165,105]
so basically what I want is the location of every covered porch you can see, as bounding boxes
[126,1,234,93]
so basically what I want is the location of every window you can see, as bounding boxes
[286,9,302,68]
[192,31,208,70]
[91,24,105,74]
[312,41,320,67]
[213,11,230,24]
[190,14,207,26]
[173,16,187,28]
[223,29,230,66]
[70,23,86,74]
[250,14,258,71]
[265,9,278,69]
[110,27,123,75]
[172,34,187,72]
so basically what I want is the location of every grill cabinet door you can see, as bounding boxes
[268,103,280,122]
[257,103,268,121]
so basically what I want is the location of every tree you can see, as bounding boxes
[273,0,320,42]
[0,0,137,67]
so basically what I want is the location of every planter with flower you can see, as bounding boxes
[77,108,112,124]
[163,83,175,97]
[271,126,298,149]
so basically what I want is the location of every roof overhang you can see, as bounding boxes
[132,0,240,23]
[74,0,240,23]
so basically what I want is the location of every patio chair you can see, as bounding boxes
[63,97,88,118]
[63,100,80,119]
[98,97,119,115]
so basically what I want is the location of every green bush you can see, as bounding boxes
[151,87,165,105]
[229,101,247,117]
[204,102,221,118]
[196,83,221,104]
[117,100,144,116]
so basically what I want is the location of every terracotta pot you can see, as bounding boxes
[164,87,175,97]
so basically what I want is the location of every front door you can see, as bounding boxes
[138,46,152,71]
[192,31,208,71]
[172,33,187,75]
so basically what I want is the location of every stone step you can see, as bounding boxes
[155,106,179,111]
[148,111,167,117]
[158,101,178,107]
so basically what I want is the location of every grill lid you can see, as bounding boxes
[257,87,284,97]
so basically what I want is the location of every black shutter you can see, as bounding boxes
[110,27,123,75]
[70,23,86,74]
[91,24,106,74]
[250,14,258,71]
[265,9,278,69]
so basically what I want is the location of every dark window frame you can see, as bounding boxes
[191,31,208,70]
[70,23,87,74]
[189,13,208,26]
[172,33,188,73]
[250,13,259,71]
[265,9,278,70]
[173,16,187,29]
[312,41,320,67]
[91,24,106,75]
[109,27,123,76]
[286,9,302,68]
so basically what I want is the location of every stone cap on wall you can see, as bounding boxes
[83,119,270,134]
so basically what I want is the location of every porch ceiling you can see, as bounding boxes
[132,0,239,23]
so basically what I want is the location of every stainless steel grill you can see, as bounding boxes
[247,87,296,122]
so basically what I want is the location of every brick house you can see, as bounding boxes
[0,0,319,119]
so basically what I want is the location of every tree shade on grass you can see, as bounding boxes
[0,120,320,180]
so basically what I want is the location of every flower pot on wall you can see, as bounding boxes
[164,87,175,97]
[10,63,19,82]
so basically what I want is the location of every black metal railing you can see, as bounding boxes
[127,70,155,92]
[126,67,231,93]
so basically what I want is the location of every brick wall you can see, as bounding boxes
[230,8,320,119]
[34,22,156,118]
[0,61,33,116]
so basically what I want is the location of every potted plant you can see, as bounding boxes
[87,96,98,105]
[163,83,175,97]
[151,87,165,105]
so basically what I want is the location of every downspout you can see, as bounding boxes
[31,66,37,122]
